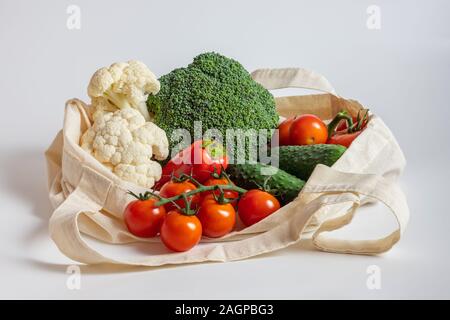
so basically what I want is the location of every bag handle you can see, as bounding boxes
[49,166,123,264]
[251,68,337,95]
[304,165,409,254]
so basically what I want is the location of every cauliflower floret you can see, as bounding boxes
[87,60,160,121]
[114,162,162,189]
[81,108,169,188]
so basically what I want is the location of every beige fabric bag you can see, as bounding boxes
[45,68,409,266]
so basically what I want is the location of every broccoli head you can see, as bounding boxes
[147,52,279,162]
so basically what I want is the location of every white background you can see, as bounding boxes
[0,0,449,299]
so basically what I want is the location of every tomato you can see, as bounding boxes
[238,190,280,227]
[160,210,202,252]
[273,117,295,146]
[202,177,239,208]
[289,114,328,145]
[159,180,200,211]
[327,130,363,148]
[197,195,236,238]
[156,140,228,189]
[124,198,166,238]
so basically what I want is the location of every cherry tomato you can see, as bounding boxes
[272,117,295,146]
[327,130,363,148]
[197,194,236,238]
[160,210,202,252]
[289,114,328,145]
[159,180,200,211]
[238,190,281,227]
[202,177,239,208]
[124,198,166,238]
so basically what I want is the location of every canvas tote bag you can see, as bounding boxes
[45,68,409,266]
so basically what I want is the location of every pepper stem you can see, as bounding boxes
[327,110,354,137]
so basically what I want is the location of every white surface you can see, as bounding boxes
[1,0,449,299]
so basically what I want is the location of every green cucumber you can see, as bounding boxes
[274,144,346,181]
[226,163,305,205]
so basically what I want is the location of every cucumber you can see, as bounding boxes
[226,163,305,205]
[273,144,346,181]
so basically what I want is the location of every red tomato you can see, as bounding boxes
[159,180,200,212]
[156,140,228,189]
[124,198,166,238]
[197,195,236,238]
[238,190,281,227]
[202,177,239,208]
[160,210,202,252]
[327,130,363,148]
[289,114,328,145]
[273,117,295,146]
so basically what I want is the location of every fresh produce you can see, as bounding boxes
[328,131,363,147]
[80,108,169,188]
[123,171,247,249]
[202,175,239,208]
[88,60,160,120]
[273,117,295,146]
[156,140,228,189]
[160,210,202,252]
[197,194,236,238]
[159,179,201,211]
[146,52,279,159]
[327,110,369,147]
[81,60,169,188]
[289,114,328,145]
[226,163,305,205]
[124,192,166,238]
[275,144,346,181]
[238,190,280,227]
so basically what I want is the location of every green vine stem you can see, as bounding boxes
[328,109,370,136]
[128,171,247,215]
[153,183,246,213]
[327,110,354,137]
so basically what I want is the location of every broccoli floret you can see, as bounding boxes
[147,52,279,161]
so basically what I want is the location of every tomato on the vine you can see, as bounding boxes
[238,190,280,227]
[202,177,239,208]
[160,210,202,252]
[197,194,236,238]
[159,180,200,211]
[124,197,166,238]
[289,114,328,145]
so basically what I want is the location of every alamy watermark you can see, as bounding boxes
[66,5,81,30]
[66,265,81,290]
[170,121,280,175]
[366,265,381,290]
[366,5,381,30]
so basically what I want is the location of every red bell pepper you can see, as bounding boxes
[327,110,369,148]
[155,140,228,190]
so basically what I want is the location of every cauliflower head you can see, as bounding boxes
[88,60,160,121]
[81,108,169,188]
